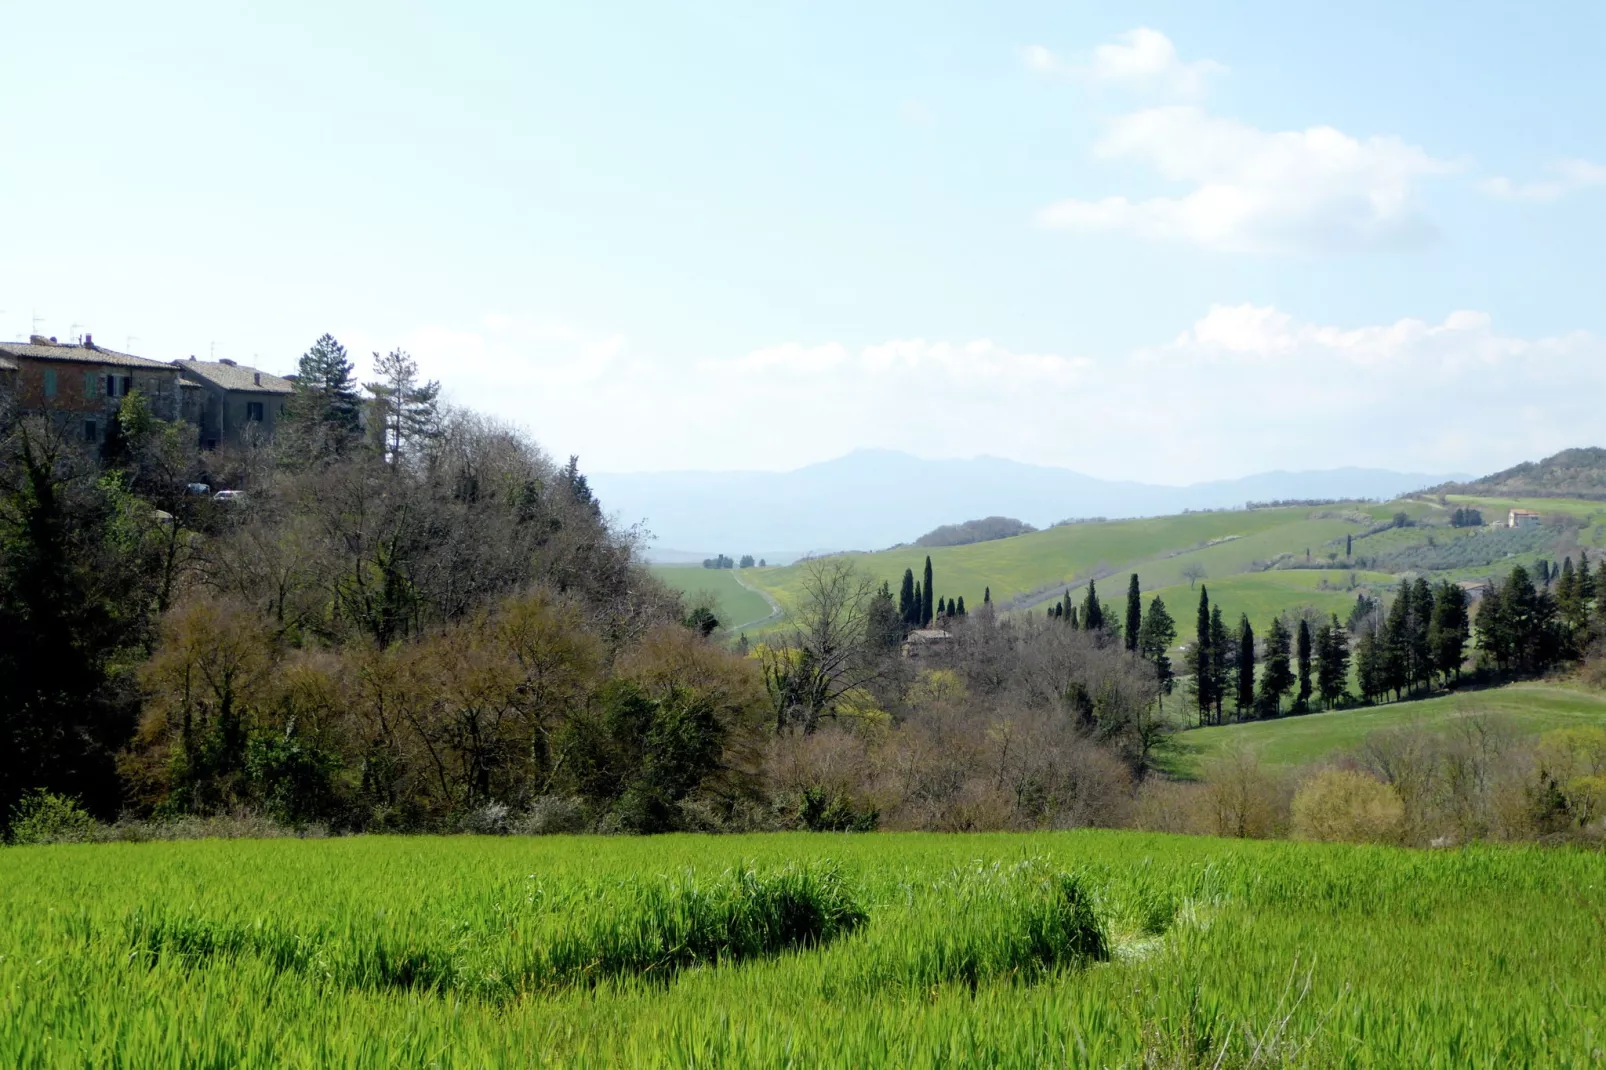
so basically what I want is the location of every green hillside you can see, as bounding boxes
[743,493,1606,636]
[649,565,775,631]
[1171,682,1606,774]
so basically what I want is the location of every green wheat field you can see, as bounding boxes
[5,832,1604,1067]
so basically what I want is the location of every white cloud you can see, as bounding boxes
[1025,28,1226,97]
[1479,158,1606,202]
[1039,107,1457,253]
[389,307,1604,484]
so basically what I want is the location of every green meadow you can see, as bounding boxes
[6,832,1606,1067]
[1172,682,1606,773]
[1144,569,1396,633]
[649,565,776,631]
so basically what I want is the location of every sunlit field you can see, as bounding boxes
[5,831,1604,1067]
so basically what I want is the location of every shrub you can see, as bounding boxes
[1201,747,1288,839]
[7,791,97,845]
[1292,770,1405,844]
[511,797,590,835]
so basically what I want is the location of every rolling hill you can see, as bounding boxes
[593,450,1457,558]
[1439,447,1606,500]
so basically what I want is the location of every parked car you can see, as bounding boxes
[212,489,248,504]
[186,482,212,496]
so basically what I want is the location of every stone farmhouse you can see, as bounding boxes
[0,335,293,450]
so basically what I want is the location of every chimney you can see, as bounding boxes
[254,372,261,386]
[29,334,49,345]
[83,333,95,351]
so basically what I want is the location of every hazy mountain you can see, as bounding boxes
[591,450,1462,560]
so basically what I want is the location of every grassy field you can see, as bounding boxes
[5,831,1606,1066]
[649,565,775,631]
[1144,569,1395,632]
[1171,682,1606,773]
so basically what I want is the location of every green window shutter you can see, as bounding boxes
[43,369,57,397]
[84,371,97,397]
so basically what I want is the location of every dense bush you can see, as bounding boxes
[1292,770,1405,844]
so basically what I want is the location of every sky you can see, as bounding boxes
[3,0,1604,483]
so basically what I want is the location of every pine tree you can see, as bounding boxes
[899,569,916,625]
[365,349,441,465]
[1082,579,1103,632]
[284,334,363,463]
[1258,617,1294,716]
[1138,596,1177,695]
[1125,573,1142,653]
[1296,618,1313,712]
[1409,577,1435,692]
[1316,615,1351,709]
[1068,606,1079,629]
[1557,557,1588,651]
[1429,580,1469,683]
[1381,584,1411,700]
[922,556,934,627]
[1578,550,1594,603]
[1355,629,1382,704]
[1235,615,1256,717]
[1189,587,1213,726]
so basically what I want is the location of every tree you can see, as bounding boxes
[1429,581,1469,682]
[365,349,441,466]
[865,581,904,651]
[1125,573,1142,652]
[762,558,888,733]
[1258,616,1294,716]
[955,595,966,616]
[739,555,755,569]
[1137,596,1176,695]
[1188,587,1214,726]
[899,568,917,625]
[1082,579,1104,632]
[1235,615,1256,717]
[922,556,934,628]
[1381,585,1411,701]
[912,581,923,625]
[1181,562,1206,589]
[1208,606,1229,724]
[983,586,991,606]
[1346,533,1353,558]
[1315,615,1350,709]
[282,334,363,463]
[1409,577,1435,693]
[1296,618,1313,712]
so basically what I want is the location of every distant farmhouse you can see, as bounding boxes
[176,357,294,449]
[1508,508,1541,529]
[0,335,291,449]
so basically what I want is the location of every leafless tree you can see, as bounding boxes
[763,558,889,733]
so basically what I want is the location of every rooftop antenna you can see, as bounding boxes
[31,309,44,335]
[70,322,84,344]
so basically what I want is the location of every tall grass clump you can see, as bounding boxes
[842,859,1107,993]
[126,861,866,1000]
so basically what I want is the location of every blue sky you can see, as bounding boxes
[3,1,1604,481]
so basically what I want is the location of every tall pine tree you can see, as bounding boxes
[283,334,363,464]
[1295,618,1313,712]
[1235,615,1256,717]
[922,556,934,627]
[899,569,917,625]
[1190,587,1213,726]
[1258,617,1295,716]
[1082,579,1104,632]
[1209,605,1229,724]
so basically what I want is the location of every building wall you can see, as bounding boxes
[11,358,181,422]
[194,383,288,449]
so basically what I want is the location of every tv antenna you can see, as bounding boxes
[70,322,84,344]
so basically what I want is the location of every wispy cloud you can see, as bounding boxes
[1479,158,1606,202]
[1024,28,1226,98]
[1039,106,1456,254]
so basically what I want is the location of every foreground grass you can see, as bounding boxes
[1174,682,1606,773]
[4,832,1606,1067]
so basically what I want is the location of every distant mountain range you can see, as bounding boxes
[589,450,1464,561]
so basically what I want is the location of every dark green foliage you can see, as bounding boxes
[685,607,721,636]
[1188,587,1213,725]
[1346,533,1353,558]
[900,569,917,625]
[914,516,1035,548]
[1315,616,1350,709]
[1295,619,1312,712]
[796,788,879,832]
[1125,574,1142,653]
[1235,615,1256,717]
[1137,596,1176,695]
[1475,565,1561,676]
[983,586,991,605]
[922,557,934,627]
[557,681,724,833]
[1450,507,1483,527]
[955,596,966,616]
[244,733,341,825]
[1208,606,1229,724]
[282,334,362,463]
[365,349,441,465]
[1257,617,1294,716]
[702,554,735,570]
[1429,581,1470,681]
[1081,579,1104,632]
[866,581,904,650]
[739,555,755,569]
[1355,629,1384,704]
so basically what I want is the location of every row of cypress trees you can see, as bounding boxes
[896,556,971,628]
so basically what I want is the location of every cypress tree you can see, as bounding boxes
[1208,605,1229,724]
[913,581,923,626]
[899,568,916,625]
[1578,550,1594,602]
[983,586,991,606]
[1068,606,1079,629]
[1190,587,1213,725]
[1409,577,1435,692]
[1125,573,1142,652]
[1382,584,1411,700]
[1082,579,1103,632]
[1430,581,1469,681]
[1296,618,1313,712]
[1346,533,1353,558]
[1355,629,1382,704]
[922,556,934,627]
[1235,615,1256,716]
[1316,615,1351,709]
[956,595,966,616]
